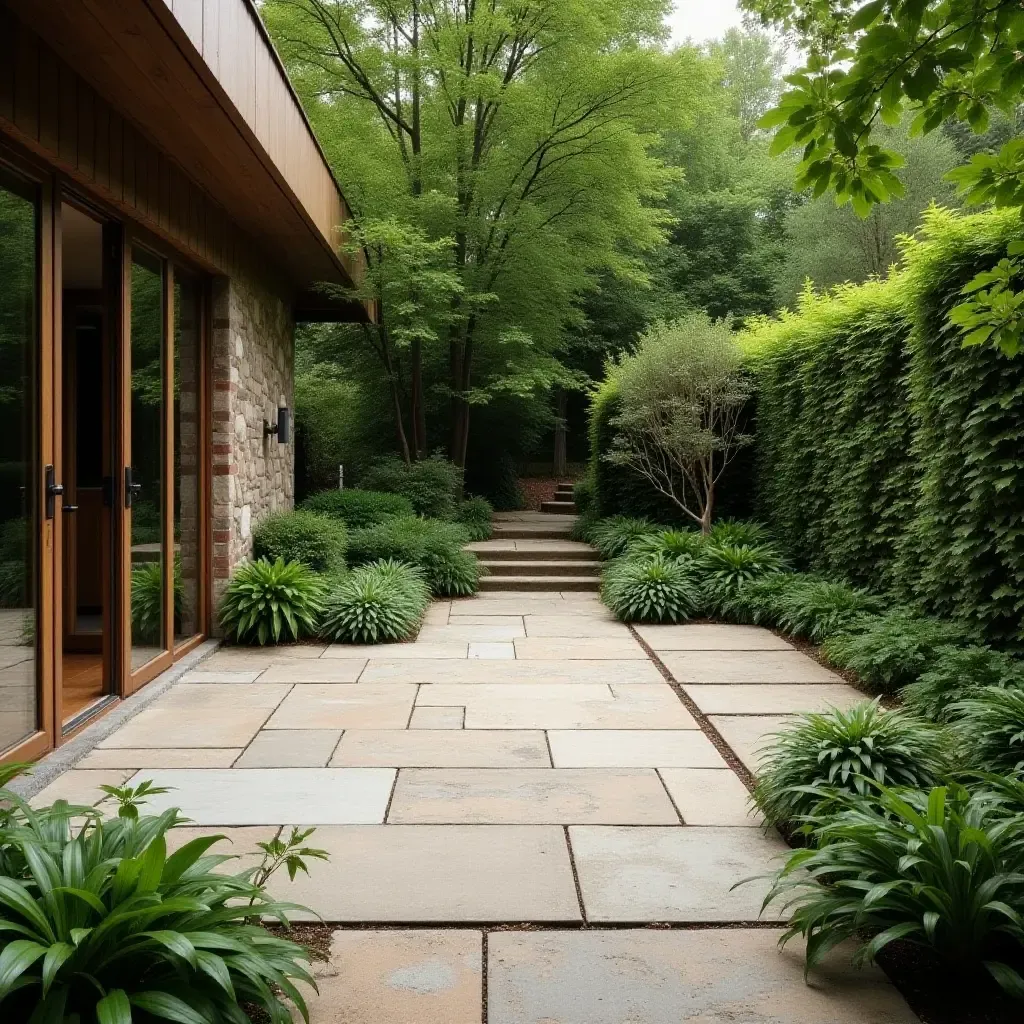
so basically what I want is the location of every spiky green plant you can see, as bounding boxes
[319,559,430,644]
[822,611,971,694]
[904,646,1024,724]
[753,700,948,827]
[758,783,1024,998]
[627,529,706,563]
[422,546,483,597]
[589,516,661,559]
[716,571,797,626]
[700,543,784,613]
[953,686,1024,775]
[219,558,324,646]
[453,497,494,542]
[773,577,883,643]
[130,560,185,646]
[708,519,771,547]
[601,553,703,623]
[0,786,323,1022]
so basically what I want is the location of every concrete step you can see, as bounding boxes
[491,526,574,540]
[472,546,595,561]
[481,559,602,577]
[478,575,600,592]
[555,485,575,498]
[541,500,577,514]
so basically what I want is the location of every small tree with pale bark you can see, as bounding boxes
[605,314,751,534]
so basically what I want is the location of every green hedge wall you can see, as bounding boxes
[748,208,1024,646]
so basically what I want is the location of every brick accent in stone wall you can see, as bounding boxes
[210,273,295,617]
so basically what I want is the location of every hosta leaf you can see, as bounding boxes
[130,991,209,1024]
[96,989,132,1024]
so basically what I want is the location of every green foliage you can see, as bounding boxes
[627,529,707,563]
[299,488,414,529]
[708,519,772,548]
[219,558,324,646]
[904,646,1024,724]
[953,687,1024,775]
[717,571,797,625]
[572,475,595,516]
[422,546,483,598]
[0,560,25,608]
[773,577,883,643]
[130,561,185,647]
[0,785,321,1022]
[760,783,1024,998]
[570,508,600,544]
[700,542,784,613]
[753,700,947,827]
[601,554,704,624]
[465,450,525,513]
[822,611,970,694]
[747,209,1024,646]
[453,497,494,542]
[253,511,347,573]
[319,559,430,644]
[360,456,462,520]
[589,516,661,560]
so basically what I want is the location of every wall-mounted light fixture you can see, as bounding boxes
[264,406,291,444]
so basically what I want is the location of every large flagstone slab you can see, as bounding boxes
[234,729,342,767]
[156,682,291,709]
[323,642,469,660]
[711,714,795,775]
[265,684,418,729]
[97,706,272,749]
[686,683,864,715]
[361,659,662,685]
[417,624,526,642]
[409,706,465,729]
[126,767,395,825]
[330,730,550,768]
[662,649,844,684]
[309,930,482,1024]
[547,729,723,768]
[170,825,581,921]
[259,661,366,683]
[179,669,264,684]
[446,615,525,627]
[468,642,516,659]
[387,768,679,825]
[451,600,593,617]
[32,769,133,808]
[77,747,243,769]
[659,768,761,826]
[570,825,787,922]
[522,616,625,638]
[512,637,647,660]
[203,644,329,663]
[487,930,916,1024]
[636,624,794,651]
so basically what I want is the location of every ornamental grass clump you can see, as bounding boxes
[708,520,771,548]
[299,488,414,529]
[453,496,494,541]
[319,559,430,644]
[601,553,703,624]
[758,783,1024,998]
[773,577,883,643]
[253,510,347,572]
[753,700,948,828]
[822,610,971,693]
[589,516,661,559]
[422,544,483,597]
[0,780,324,1023]
[952,687,1024,776]
[219,557,324,646]
[904,646,1024,724]
[700,542,784,614]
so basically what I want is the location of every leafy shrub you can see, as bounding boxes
[570,508,600,543]
[773,577,883,643]
[219,557,324,645]
[952,687,1024,775]
[903,645,1024,723]
[454,496,494,542]
[422,544,482,597]
[0,783,322,1023]
[319,559,430,643]
[753,700,948,827]
[130,499,162,546]
[361,455,462,519]
[716,571,797,625]
[300,488,414,529]
[627,529,706,563]
[0,517,26,561]
[708,519,771,548]
[130,560,184,646]
[0,560,25,607]
[253,510,347,572]
[573,474,595,515]
[589,516,661,560]
[822,610,970,693]
[761,783,1024,997]
[700,543,784,613]
[601,554,703,623]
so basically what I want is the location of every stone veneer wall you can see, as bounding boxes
[210,272,295,615]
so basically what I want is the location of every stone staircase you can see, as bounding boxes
[474,511,601,592]
[540,481,576,514]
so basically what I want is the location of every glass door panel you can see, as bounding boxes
[0,172,40,754]
[128,252,167,670]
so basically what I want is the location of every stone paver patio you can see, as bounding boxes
[28,541,918,1022]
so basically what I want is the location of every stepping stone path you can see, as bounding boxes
[30,515,919,1023]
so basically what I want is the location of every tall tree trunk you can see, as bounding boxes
[410,338,426,459]
[553,387,567,478]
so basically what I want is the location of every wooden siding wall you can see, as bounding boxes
[0,11,290,293]
[161,0,351,266]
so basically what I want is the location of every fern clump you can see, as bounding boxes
[716,572,796,625]
[589,516,661,559]
[627,529,706,563]
[700,543,784,613]
[774,577,883,643]
[453,496,494,541]
[952,686,1024,775]
[708,519,772,547]
[601,554,703,623]
[753,700,948,827]
[903,645,1024,723]
[319,559,430,644]
[219,557,324,645]
[822,610,970,693]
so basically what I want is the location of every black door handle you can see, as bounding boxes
[45,465,67,520]
[125,467,143,508]
[62,504,79,513]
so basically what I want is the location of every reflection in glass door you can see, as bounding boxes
[0,171,39,755]
[128,252,167,670]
